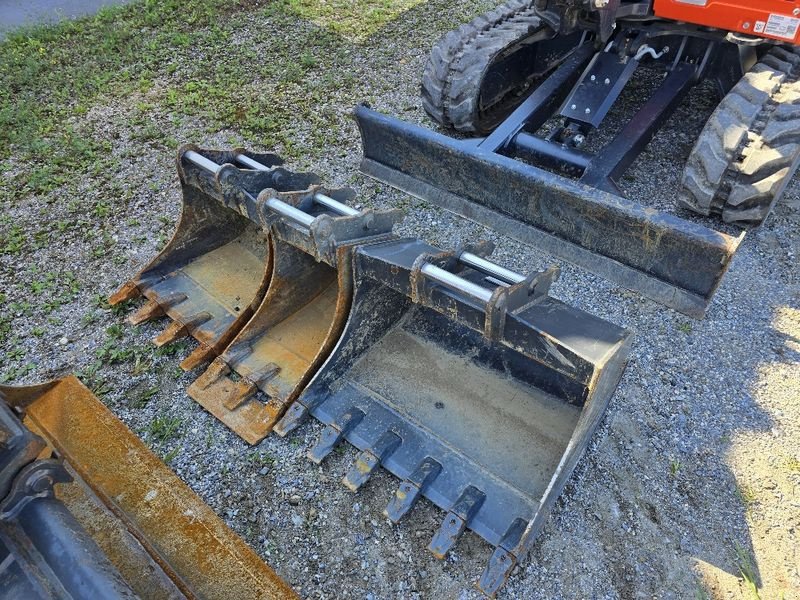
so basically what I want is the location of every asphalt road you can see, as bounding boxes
[0,0,134,39]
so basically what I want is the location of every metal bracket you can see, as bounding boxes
[0,459,72,521]
[410,244,559,340]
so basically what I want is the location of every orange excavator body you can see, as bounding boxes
[654,0,800,44]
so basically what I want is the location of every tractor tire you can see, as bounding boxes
[421,0,554,134]
[679,45,800,225]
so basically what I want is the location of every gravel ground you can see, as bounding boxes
[1,2,799,599]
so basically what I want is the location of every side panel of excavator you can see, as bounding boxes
[654,0,800,44]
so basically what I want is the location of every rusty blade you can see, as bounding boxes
[7,376,296,600]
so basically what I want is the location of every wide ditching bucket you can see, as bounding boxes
[274,238,631,595]
[109,146,323,371]
[0,376,295,599]
[181,151,403,444]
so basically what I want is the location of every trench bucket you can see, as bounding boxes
[0,376,296,599]
[355,104,744,319]
[109,145,322,371]
[275,238,631,595]
[169,149,405,444]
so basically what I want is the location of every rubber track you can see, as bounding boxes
[421,0,543,133]
[679,46,800,224]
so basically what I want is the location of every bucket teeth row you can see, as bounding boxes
[342,430,401,491]
[428,485,486,559]
[307,407,365,464]
[384,456,442,523]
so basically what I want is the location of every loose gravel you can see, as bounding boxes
[1,2,798,599]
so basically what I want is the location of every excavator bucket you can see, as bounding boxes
[123,147,404,444]
[0,376,296,599]
[109,146,322,371]
[274,238,631,595]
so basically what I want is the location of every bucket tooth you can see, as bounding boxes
[478,518,528,596]
[428,486,486,559]
[180,345,217,371]
[384,456,442,523]
[154,320,189,347]
[128,299,165,325]
[109,281,140,305]
[250,363,281,388]
[220,382,258,411]
[274,402,309,438]
[307,407,365,465]
[193,356,230,389]
[342,431,401,492]
[154,312,212,347]
[129,293,187,326]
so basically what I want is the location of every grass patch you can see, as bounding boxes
[148,413,183,444]
[734,543,760,599]
[285,0,425,41]
[736,483,758,512]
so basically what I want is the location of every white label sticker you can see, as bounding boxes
[764,13,800,40]
[754,21,766,34]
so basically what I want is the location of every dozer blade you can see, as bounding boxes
[275,238,631,595]
[355,104,744,319]
[0,376,296,599]
[110,145,322,371]
[167,149,404,444]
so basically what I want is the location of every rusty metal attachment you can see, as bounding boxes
[0,376,296,599]
[109,146,322,371]
[160,149,404,444]
[274,237,632,595]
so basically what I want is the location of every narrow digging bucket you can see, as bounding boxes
[183,156,404,444]
[0,376,296,599]
[109,146,322,371]
[275,238,631,595]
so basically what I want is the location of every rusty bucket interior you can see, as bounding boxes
[183,159,403,444]
[275,238,631,595]
[0,376,295,599]
[109,147,322,371]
